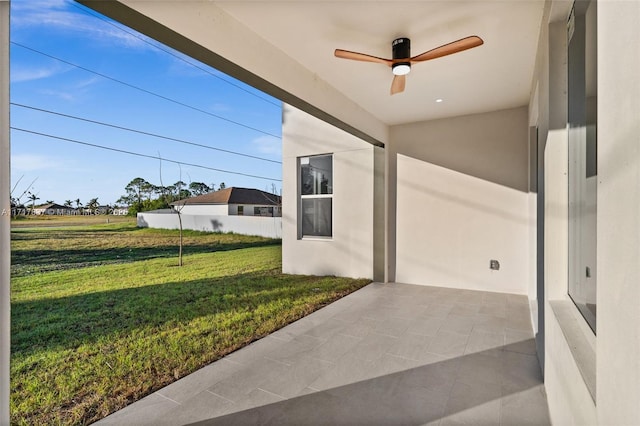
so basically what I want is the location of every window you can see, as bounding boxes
[299,154,332,237]
[567,0,597,332]
[254,206,274,216]
[237,205,244,216]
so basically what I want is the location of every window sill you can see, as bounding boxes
[300,236,333,241]
[549,300,596,402]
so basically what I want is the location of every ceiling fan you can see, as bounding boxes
[334,35,483,95]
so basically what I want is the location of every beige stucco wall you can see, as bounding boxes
[597,0,640,423]
[536,1,640,424]
[282,104,380,279]
[389,107,532,295]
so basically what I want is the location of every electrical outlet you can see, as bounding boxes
[490,260,500,270]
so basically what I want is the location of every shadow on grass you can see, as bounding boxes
[11,271,349,358]
[11,240,280,276]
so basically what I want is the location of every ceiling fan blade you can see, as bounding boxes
[334,49,392,66]
[390,74,406,95]
[410,35,483,63]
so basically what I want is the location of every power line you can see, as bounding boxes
[11,42,281,139]
[11,102,282,165]
[10,127,282,182]
[70,2,282,109]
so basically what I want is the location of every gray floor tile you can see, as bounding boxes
[482,292,508,305]
[479,302,507,318]
[223,335,286,365]
[372,315,412,337]
[206,357,288,402]
[156,358,244,404]
[162,390,237,424]
[441,399,502,426]
[264,333,324,365]
[501,351,544,392]
[237,388,286,411]
[311,332,362,362]
[302,317,348,339]
[500,384,550,425]
[457,352,504,386]
[385,332,433,361]
[96,393,179,425]
[504,329,537,355]
[464,328,505,356]
[407,315,445,336]
[450,302,481,317]
[338,316,378,338]
[473,313,507,333]
[308,353,380,390]
[397,355,459,392]
[424,302,455,318]
[440,314,475,335]
[347,331,399,361]
[444,379,502,417]
[376,352,424,375]
[427,330,469,358]
[258,356,334,398]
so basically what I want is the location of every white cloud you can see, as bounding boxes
[10,64,64,83]
[11,154,63,172]
[251,136,282,157]
[38,89,76,102]
[11,0,153,50]
[33,76,101,102]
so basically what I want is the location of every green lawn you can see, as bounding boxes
[10,218,370,425]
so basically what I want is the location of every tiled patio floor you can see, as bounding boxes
[97,283,550,425]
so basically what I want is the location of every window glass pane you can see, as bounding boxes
[567,0,597,332]
[301,155,332,195]
[302,198,332,237]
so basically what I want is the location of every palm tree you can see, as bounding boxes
[27,192,39,215]
[64,200,73,207]
[86,198,99,214]
[74,198,82,209]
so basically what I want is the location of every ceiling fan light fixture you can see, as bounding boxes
[392,63,411,75]
[334,35,483,95]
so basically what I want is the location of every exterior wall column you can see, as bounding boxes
[373,145,385,282]
[0,1,10,424]
[384,140,396,283]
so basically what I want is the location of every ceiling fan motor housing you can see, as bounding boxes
[392,37,411,75]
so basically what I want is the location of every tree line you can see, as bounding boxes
[117,177,225,216]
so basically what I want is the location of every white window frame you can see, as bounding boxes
[298,154,333,239]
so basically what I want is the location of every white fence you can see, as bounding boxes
[137,210,282,239]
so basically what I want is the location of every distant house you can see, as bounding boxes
[138,187,282,238]
[171,187,282,217]
[31,203,77,216]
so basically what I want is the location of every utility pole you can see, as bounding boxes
[0,1,10,424]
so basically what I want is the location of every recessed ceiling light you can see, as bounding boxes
[435,98,444,103]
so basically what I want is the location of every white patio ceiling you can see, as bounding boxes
[216,1,545,126]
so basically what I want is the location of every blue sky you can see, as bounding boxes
[10,0,282,206]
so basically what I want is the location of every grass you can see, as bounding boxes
[10,217,371,425]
